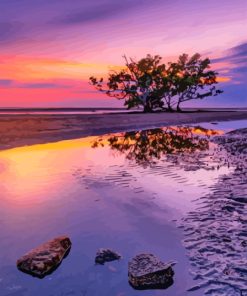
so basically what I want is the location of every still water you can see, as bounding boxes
[0,120,246,296]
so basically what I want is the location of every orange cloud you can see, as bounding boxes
[0,55,123,82]
[216,76,231,83]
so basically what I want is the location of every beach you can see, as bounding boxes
[0,112,246,295]
[1,110,247,150]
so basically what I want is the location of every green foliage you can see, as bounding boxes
[89,53,223,112]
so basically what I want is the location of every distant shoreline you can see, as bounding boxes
[0,110,247,150]
[0,107,247,116]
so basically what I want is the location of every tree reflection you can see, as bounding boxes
[92,126,219,166]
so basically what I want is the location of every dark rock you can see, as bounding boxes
[222,205,235,212]
[95,248,121,265]
[17,236,71,278]
[128,253,175,290]
[233,197,247,204]
[222,236,231,243]
[241,240,247,247]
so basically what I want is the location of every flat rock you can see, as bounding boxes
[17,236,71,278]
[95,248,121,265]
[128,253,175,290]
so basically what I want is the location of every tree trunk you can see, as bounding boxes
[167,104,174,112]
[143,97,154,112]
[143,104,153,113]
[176,102,182,112]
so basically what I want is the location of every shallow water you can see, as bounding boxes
[0,120,246,296]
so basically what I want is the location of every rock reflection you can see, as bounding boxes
[92,126,219,166]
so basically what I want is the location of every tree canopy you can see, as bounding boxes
[89,53,223,112]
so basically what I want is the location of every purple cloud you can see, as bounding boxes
[53,0,153,25]
[0,79,14,86]
[227,42,247,59]
[213,42,247,64]
[19,82,71,89]
[0,80,72,89]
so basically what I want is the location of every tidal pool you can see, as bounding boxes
[0,120,246,296]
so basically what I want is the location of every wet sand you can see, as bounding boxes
[1,110,247,150]
[181,128,247,295]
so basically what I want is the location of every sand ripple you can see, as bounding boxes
[182,129,247,295]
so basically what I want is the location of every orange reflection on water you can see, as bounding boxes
[0,136,109,206]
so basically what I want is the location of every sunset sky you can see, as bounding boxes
[0,0,246,108]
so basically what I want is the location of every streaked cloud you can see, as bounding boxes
[213,42,247,64]
[53,0,163,26]
[213,42,247,83]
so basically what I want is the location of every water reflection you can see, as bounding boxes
[0,122,245,296]
[92,126,220,166]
